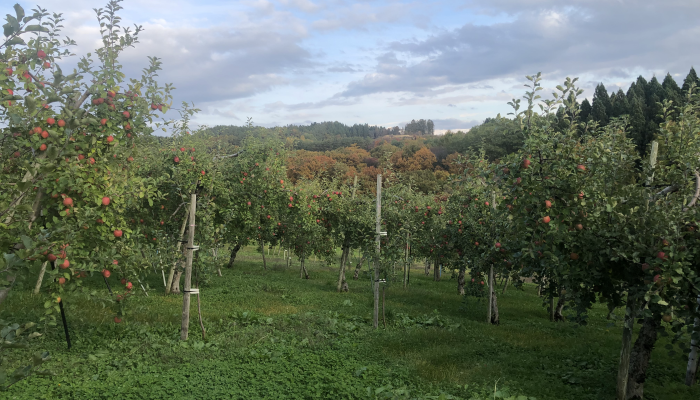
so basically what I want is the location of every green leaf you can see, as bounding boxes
[20,235,32,250]
[3,22,15,38]
[13,4,25,21]
[5,36,25,46]
[24,24,48,33]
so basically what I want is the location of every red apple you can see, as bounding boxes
[522,159,531,169]
[58,277,66,285]
[57,119,65,127]
[657,251,666,260]
[577,164,586,172]
[174,156,180,163]
[63,197,73,207]
[545,200,552,208]
[46,117,55,125]
[543,216,551,223]
[41,131,49,138]
[102,196,110,206]
[37,50,46,59]
[101,118,107,125]
[114,317,122,323]
[114,229,123,237]
[39,144,47,151]
[60,259,70,269]
[102,270,111,278]
[47,253,57,262]
[495,242,501,248]
[123,111,130,118]
[570,253,579,260]
[106,135,114,143]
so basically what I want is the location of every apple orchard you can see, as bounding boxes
[2,2,700,400]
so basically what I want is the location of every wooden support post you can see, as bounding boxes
[374,174,382,329]
[180,193,197,341]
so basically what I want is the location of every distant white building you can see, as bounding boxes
[434,129,470,136]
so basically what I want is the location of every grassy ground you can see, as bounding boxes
[2,246,699,399]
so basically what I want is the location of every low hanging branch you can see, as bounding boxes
[212,150,244,161]
[683,171,700,212]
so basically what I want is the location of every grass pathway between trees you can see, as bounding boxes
[3,246,698,399]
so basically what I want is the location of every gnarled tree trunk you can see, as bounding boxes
[170,269,182,294]
[337,237,350,292]
[226,243,241,268]
[260,240,267,270]
[554,287,566,321]
[300,259,309,279]
[626,316,660,399]
[457,267,465,295]
[352,255,366,279]
[433,260,440,282]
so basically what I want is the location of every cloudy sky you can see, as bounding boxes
[23,0,700,132]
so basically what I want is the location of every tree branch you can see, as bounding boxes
[683,171,700,212]
[213,151,244,161]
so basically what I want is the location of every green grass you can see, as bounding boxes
[2,246,699,399]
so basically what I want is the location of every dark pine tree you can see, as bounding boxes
[647,76,666,124]
[579,98,592,122]
[611,89,629,118]
[628,94,650,156]
[662,73,682,107]
[592,83,613,124]
[682,67,700,93]
[591,96,609,125]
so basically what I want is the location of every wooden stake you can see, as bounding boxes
[374,174,382,329]
[33,261,48,295]
[180,193,197,341]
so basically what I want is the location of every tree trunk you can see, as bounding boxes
[226,243,242,268]
[501,274,509,294]
[260,240,267,270]
[554,288,566,322]
[166,208,189,294]
[433,260,440,281]
[616,296,637,400]
[337,238,350,292]
[180,193,197,341]
[214,248,222,276]
[626,316,661,399]
[352,256,365,279]
[488,265,499,324]
[300,259,309,279]
[457,267,465,295]
[33,261,48,295]
[425,259,430,275]
[490,289,500,325]
[686,295,700,386]
[549,281,556,322]
[171,269,182,294]
[403,234,410,289]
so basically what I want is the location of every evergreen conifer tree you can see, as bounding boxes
[682,67,699,92]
